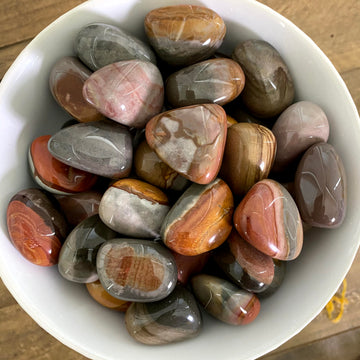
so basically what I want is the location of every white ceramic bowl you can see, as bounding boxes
[1,0,359,359]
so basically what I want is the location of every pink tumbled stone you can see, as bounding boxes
[83,60,164,128]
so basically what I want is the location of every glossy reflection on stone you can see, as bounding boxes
[125,284,202,345]
[96,238,177,302]
[294,142,346,228]
[191,274,260,325]
[234,179,303,261]
[161,178,233,256]
[99,179,170,239]
[146,104,227,184]
[144,5,226,66]
[6,188,68,266]
[58,215,117,283]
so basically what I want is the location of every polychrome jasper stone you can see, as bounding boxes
[213,230,286,296]
[29,135,98,195]
[165,58,245,107]
[234,179,303,261]
[74,22,156,71]
[161,178,233,256]
[58,215,117,283]
[134,140,189,191]
[232,40,294,118]
[294,142,346,228]
[191,274,260,325]
[82,60,164,128]
[96,238,177,302]
[48,120,132,178]
[6,188,68,266]
[144,5,226,66]
[125,284,202,345]
[86,280,131,311]
[220,123,276,197]
[99,179,170,238]
[145,104,227,184]
[272,101,330,172]
[49,56,104,122]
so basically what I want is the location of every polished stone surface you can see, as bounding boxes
[234,179,303,261]
[232,40,294,118]
[161,178,233,256]
[144,5,226,66]
[294,142,347,228]
[74,22,156,71]
[146,104,227,184]
[83,60,164,128]
[48,120,133,178]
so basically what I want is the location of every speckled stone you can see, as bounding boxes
[191,274,260,325]
[294,142,346,228]
[144,5,226,66]
[234,179,303,261]
[125,284,202,345]
[74,22,156,71]
[145,104,227,184]
[96,238,177,302]
[232,40,294,118]
[48,120,133,179]
[83,60,164,128]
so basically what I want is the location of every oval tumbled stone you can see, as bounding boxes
[96,238,177,302]
[294,142,346,228]
[144,5,226,66]
[234,179,303,261]
[99,179,170,239]
[48,120,132,178]
[161,178,233,256]
[83,60,164,128]
[74,22,156,71]
[6,188,68,266]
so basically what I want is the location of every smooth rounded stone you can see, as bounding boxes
[232,40,294,118]
[29,135,98,195]
[213,229,286,296]
[48,120,133,179]
[58,215,117,283]
[191,274,260,325]
[161,178,234,256]
[165,58,245,107]
[74,22,157,71]
[144,5,226,66]
[86,280,132,311]
[6,188,68,266]
[234,179,303,261]
[96,238,177,302]
[134,140,190,192]
[83,60,164,128]
[125,284,202,345]
[49,56,105,123]
[226,115,238,127]
[294,142,347,228]
[54,190,102,228]
[220,123,277,197]
[145,104,227,184]
[99,178,170,238]
[272,101,330,172]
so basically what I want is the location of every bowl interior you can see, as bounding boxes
[1,0,360,359]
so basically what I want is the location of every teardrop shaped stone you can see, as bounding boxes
[145,104,227,184]
[294,142,346,228]
[125,284,202,345]
[96,238,177,302]
[74,22,156,71]
[233,179,303,261]
[83,60,164,128]
[48,120,133,178]
[191,274,260,325]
